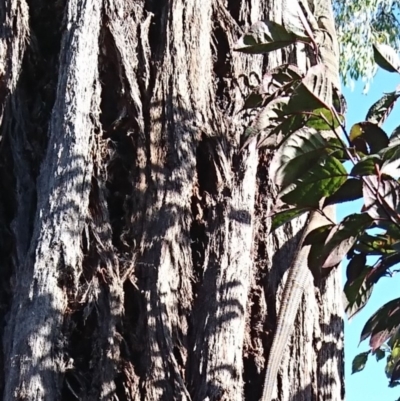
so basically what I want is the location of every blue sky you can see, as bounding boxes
[342,71,400,401]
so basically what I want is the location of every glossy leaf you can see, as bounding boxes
[373,44,400,74]
[270,207,310,232]
[324,178,363,206]
[270,130,329,189]
[350,155,381,177]
[280,155,348,207]
[305,107,344,130]
[349,122,389,154]
[344,266,373,320]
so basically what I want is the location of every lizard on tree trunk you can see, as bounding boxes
[261,0,340,400]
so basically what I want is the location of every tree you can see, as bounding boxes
[334,0,400,88]
[0,0,344,400]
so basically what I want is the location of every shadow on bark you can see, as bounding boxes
[0,0,343,400]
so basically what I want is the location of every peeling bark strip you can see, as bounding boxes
[3,0,102,399]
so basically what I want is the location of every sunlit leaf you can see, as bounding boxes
[270,207,310,232]
[280,155,347,207]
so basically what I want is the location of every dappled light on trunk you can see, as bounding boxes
[0,0,343,400]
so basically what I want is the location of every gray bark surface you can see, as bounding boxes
[0,0,344,400]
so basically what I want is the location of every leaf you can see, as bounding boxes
[270,207,310,232]
[346,253,367,282]
[375,348,386,361]
[356,233,398,256]
[361,298,400,350]
[288,64,333,112]
[373,44,400,73]
[366,91,400,125]
[390,357,400,384]
[261,64,303,99]
[234,20,298,54]
[280,155,348,207]
[363,176,400,221]
[270,130,329,188]
[242,65,304,110]
[305,107,344,130]
[320,213,373,269]
[282,1,315,41]
[306,224,335,280]
[349,122,389,154]
[333,87,347,115]
[352,352,370,374]
[380,145,400,178]
[242,92,263,110]
[324,178,363,206]
[389,125,400,146]
[304,224,333,246]
[344,265,373,320]
[350,155,381,177]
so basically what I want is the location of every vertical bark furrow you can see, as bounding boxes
[136,1,218,399]
[86,140,124,401]
[188,2,267,400]
[3,0,102,399]
[0,0,29,124]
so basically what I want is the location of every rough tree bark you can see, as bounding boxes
[0,0,344,400]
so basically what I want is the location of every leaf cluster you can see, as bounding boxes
[236,20,400,390]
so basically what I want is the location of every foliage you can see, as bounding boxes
[333,0,400,89]
[235,17,400,391]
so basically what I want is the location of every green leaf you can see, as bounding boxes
[280,155,348,207]
[270,207,310,232]
[361,298,400,350]
[350,155,381,177]
[373,44,400,74]
[352,351,370,374]
[320,213,373,269]
[366,91,400,125]
[349,122,389,154]
[375,348,386,362]
[304,224,333,246]
[305,107,344,130]
[243,64,302,109]
[234,20,298,54]
[356,233,398,256]
[324,178,363,206]
[270,130,329,188]
[306,224,335,280]
[344,265,373,320]
[346,253,367,282]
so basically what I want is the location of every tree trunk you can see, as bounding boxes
[0,0,344,400]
